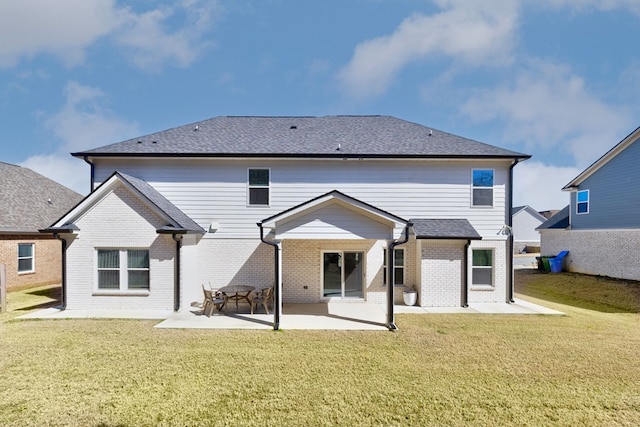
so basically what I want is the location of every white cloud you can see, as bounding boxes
[0,0,118,67]
[0,0,219,70]
[534,0,640,14]
[19,81,138,194]
[337,0,518,99]
[114,0,220,71]
[45,81,139,153]
[461,61,633,167]
[513,161,578,211]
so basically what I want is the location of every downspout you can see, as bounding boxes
[258,223,280,330]
[82,156,95,192]
[462,240,470,307]
[172,235,182,311]
[53,233,67,310]
[507,159,520,303]
[387,223,412,331]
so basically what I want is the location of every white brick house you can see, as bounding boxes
[45,116,530,329]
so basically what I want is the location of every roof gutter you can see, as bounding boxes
[258,223,280,330]
[157,228,187,312]
[81,156,95,192]
[507,159,519,303]
[387,223,412,331]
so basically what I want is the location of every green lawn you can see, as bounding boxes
[1,271,639,426]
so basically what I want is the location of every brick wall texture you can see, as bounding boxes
[65,184,176,311]
[0,235,61,289]
[541,229,640,281]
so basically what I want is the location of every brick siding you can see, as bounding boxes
[65,183,175,310]
[541,229,640,281]
[0,235,62,290]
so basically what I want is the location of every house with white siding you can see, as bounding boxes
[511,205,546,253]
[45,116,530,329]
[539,125,640,281]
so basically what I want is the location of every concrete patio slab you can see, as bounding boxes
[15,299,563,330]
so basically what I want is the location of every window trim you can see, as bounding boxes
[17,243,35,274]
[247,168,271,207]
[471,248,494,288]
[95,248,150,294]
[471,168,494,207]
[383,248,405,287]
[576,189,589,215]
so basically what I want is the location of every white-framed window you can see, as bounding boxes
[97,249,150,291]
[383,248,405,286]
[472,249,493,287]
[576,190,589,214]
[18,243,34,273]
[248,168,270,206]
[472,169,494,207]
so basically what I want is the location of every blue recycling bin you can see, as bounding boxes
[549,250,569,273]
[549,257,562,273]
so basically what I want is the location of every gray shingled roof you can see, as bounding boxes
[73,116,530,159]
[116,172,205,233]
[536,205,570,230]
[410,219,482,240]
[0,162,83,233]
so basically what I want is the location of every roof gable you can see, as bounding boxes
[511,205,546,222]
[536,205,570,230]
[260,190,408,228]
[73,115,530,160]
[47,172,203,234]
[563,126,640,190]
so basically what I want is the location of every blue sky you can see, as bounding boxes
[1,0,639,210]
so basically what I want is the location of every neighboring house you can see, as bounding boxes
[511,205,546,253]
[0,162,83,289]
[45,116,530,329]
[538,125,640,280]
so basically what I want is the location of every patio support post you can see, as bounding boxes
[53,233,67,310]
[172,234,183,312]
[462,240,470,307]
[387,224,412,331]
[258,223,281,330]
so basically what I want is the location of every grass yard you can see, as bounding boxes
[1,271,639,426]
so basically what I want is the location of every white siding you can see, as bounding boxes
[276,203,394,240]
[512,211,543,242]
[93,158,510,239]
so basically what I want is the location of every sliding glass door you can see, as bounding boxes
[322,251,364,299]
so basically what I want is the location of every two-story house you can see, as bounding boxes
[45,116,529,329]
[539,126,640,281]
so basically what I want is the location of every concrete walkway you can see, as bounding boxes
[17,298,563,330]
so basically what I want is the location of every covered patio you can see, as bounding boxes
[256,190,410,330]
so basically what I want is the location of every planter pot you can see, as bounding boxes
[402,290,417,306]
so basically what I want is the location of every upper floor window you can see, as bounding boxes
[576,190,589,214]
[97,249,149,290]
[472,249,493,287]
[248,168,270,206]
[472,169,493,207]
[18,243,34,273]
[383,248,405,286]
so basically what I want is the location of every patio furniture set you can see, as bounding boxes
[201,284,274,317]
